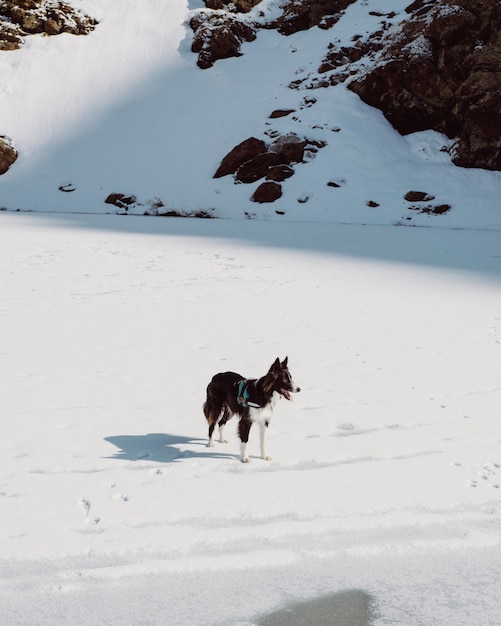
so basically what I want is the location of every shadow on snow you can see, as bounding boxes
[104,432,233,463]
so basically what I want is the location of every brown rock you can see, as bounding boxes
[190,11,256,69]
[204,0,263,12]
[349,0,501,170]
[214,137,267,178]
[0,137,18,175]
[251,182,282,203]
[269,134,306,164]
[271,0,357,35]
[266,164,294,181]
[235,152,281,183]
[404,191,435,202]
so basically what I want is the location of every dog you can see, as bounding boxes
[203,357,300,462]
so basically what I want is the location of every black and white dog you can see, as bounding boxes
[203,357,300,462]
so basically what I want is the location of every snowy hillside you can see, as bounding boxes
[0,0,500,227]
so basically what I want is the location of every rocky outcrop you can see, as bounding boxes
[190,0,357,68]
[190,10,256,69]
[204,0,263,12]
[215,133,326,203]
[0,0,97,49]
[0,136,17,175]
[267,0,356,35]
[348,0,501,171]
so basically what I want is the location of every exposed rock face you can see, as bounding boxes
[214,137,266,178]
[0,0,97,49]
[349,0,501,170]
[268,0,357,35]
[214,133,326,202]
[190,11,256,69]
[0,136,17,175]
[204,0,263,12]
[190,0,357,68]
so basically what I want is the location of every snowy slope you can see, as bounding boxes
[0,0,500,228]
[1,211,501,625]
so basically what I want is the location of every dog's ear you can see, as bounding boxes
[281,356,288,368]
[272,357,281,370]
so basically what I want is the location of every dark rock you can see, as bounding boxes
[204,0,263,12]
[235,152,281,183]
[404,191,435,202]
[367,200,380,207]
[251,182,282,203]
[0,0,97,38]
[349,0,501,171]
[269,0,357,35]
[269,109,296,119]
[104,193,137,210]
[0,22,23,50]
[266,164,294,181]
[269,134,307,164]
[190,11,256,69]
[0,136,17,174]
[214,137,267,178]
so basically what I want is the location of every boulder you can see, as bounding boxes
[270,0,357,35]
[266,164,295,182]
[0,0,97,37]
[251,182,282,203]
[235,152,281,183]
[190,11,256,69]
[214,137,267,178]
[204,0,263,12]
[269,134,307,164]
[0,137,17,175]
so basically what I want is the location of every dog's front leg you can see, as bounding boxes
[260,421,271,461]
[239,417,252,463]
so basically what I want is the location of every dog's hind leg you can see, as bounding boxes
[217,406,231,444]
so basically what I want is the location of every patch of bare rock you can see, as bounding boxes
[348,0,501,171]
[190,0,357,68]
[214,133,326,203]
[0,136,17,174]
[0,0,96,48]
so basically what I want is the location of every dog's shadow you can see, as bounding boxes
[104,433,233,463]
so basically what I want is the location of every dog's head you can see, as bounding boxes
[264,356,301,400]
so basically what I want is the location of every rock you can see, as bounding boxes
[251,182,282,203]
[190,11,256,69]
[0,22,24,50]
[266,164,294,181]
[0,1,97,37]
[235,152,281,183]
[270,0,357,35]
[349,0,501,171]
[404,191,435,202]
[204,0,263,12]
[0,136,17,175]
[214,137,267,178]
[269,109,296,119]
[269,134,307,164]
[104,193,137,210]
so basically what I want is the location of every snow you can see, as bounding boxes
[0,0,500,226]
[1,211,501,625]
[1,0,501,624]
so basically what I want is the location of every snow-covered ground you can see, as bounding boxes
[1,211,501,625]
[1,0,501,623]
